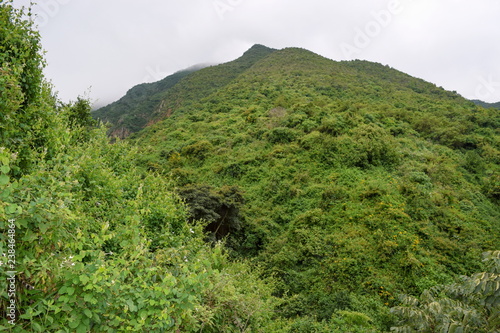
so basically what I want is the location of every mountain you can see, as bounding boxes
[472,99,500,109]
[5,0,499,328]
[91,66,199,138]
[92,44,276,138]
[96,45,500,330]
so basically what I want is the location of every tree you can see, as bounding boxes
[67,97,97,129]
[0,1,64,174]
[0,1,44,106]
[178,184,245,241]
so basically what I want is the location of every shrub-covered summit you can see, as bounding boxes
[121,45,500,330]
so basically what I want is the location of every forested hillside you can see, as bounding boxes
[93,45,276,139]
[127,46,500,330]
[92,66,198,138]
[472,99,500,110]
[2,1,499,332]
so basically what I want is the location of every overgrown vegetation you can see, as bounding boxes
[391,250,500,332]
[1,3,274,332]
[126,39,499,331]
[93,45,276,138]
[1,1,499,331]
[472,99,500,110]
[92,68,196,137]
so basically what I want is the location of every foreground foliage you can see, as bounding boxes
[1,3,274,332]
[391,251,500,332]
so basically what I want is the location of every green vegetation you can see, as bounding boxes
[472,99,500,110]
[391,250,500,332]
[92,68,196,138]
[1,2,499,331]
[93,44,276,138]
[1,3,274,332]
[128,45,500,331]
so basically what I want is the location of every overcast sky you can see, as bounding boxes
[12,0,500,107]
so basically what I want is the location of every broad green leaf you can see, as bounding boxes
[5,204,18,215]
[32,322,43,332]
[0,174,10,185]
[39,223,49,234]
[77,324,88,333]
[20,313,33,320]
[84,293,97,304]
[69,319,80,329]
[126,299,138,312]
[80,275,90,285]
[84,308,93,318]
[66,287,75,296]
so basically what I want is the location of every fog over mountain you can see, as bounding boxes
[12,0,500,106]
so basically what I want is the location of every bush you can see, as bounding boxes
[391,251,500,332]
[335,124,399,168]
[266,127,299,144]
[0,4,276,331]
[181,140,213,160]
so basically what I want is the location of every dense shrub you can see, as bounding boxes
[266,127,299,144]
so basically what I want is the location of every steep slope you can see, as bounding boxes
[92,44,276,138]
[91,66,199,138]
[130,46,500,330]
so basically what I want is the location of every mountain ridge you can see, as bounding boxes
[472,99,500,109]
[128,44,500,329]
[91,66,198,137]
[94,44,480,140]
[93,44,276,138]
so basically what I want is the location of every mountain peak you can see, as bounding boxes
[246,43,275,51]
[241,44,277,58]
